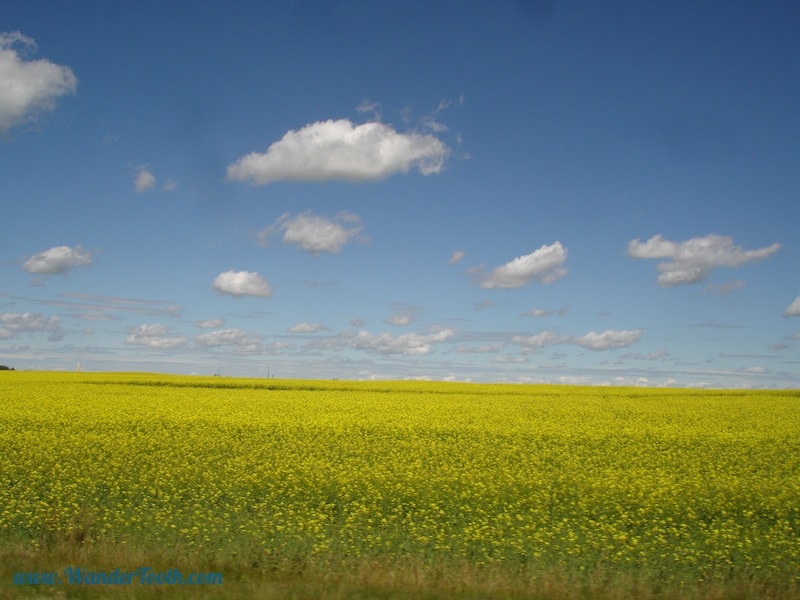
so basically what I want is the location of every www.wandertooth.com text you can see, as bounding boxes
[14,567,223,586]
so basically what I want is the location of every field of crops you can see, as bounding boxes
[1,372,799,599]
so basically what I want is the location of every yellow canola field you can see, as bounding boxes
[1,372,799,589]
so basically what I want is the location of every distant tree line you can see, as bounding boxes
[0,365,14,371]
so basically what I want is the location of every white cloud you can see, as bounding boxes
[385,313,412,327]
[134,168,156,192]
[22,245,92,275]
[212,270,272,298]
[196,319,223,329]
[448,250,465,265]
[259,212,364,254]
[525,306,569,317]
[0,312,63,341]
[512,331,569,348]
[125,324,188,349]
[511,328,642,351]
[472,242,567,289]
[627,234,780,287]
[288,322,323,333]
[195,328,261,353]
[356,100,381,120]
[226,119,450,185]
[738,366,770,375]
[347,329,455,355]
[0,32,77,133]
[574,329,642,350]
[784,297,800,317]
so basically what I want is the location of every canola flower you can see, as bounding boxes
[0,372,798,592]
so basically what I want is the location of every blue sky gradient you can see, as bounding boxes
[2,1,799,386]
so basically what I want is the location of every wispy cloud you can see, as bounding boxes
[195,328,262,353]
[627,234,780,286]
[22,245,92,275]
[258,212,365,254]
[737,366,770,375]
[125,324,188,349]
[212,271,272,298]
[227,118,450,185]
[702,280,746,296]
[196,319,223,329]
[0,31,76,134]
[448,250,465,265]
[525,306,570,317]
[471,242,567,289]
[512,329,642,351]
[0,312,63,341]
[48,293,182,321]
[621,349,670,360]
[512,331,569,349]
[385,313,413,327]
[288,322,324,333]
[784,296,800,317]
[473,301,496,310]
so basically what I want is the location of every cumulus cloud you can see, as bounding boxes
[125,324,188,349]
[195,328,261,353]
[259,212,364,254]
[347,329,455,355]
[134,168,156,192]
[288,322,324,333]
[471,242,567,288]
[574,329,642,350]
[196,319,223,329]
[22,245,92,275]
[226,119,449,185]
[0,312,63,341]
[784,297,800,317]
[512,331,569,348]
[627,234,780,287]
[0,32,77,134]
[512,328,642,351]
[212,271,272,298]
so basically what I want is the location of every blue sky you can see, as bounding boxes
[2,1,799,387]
